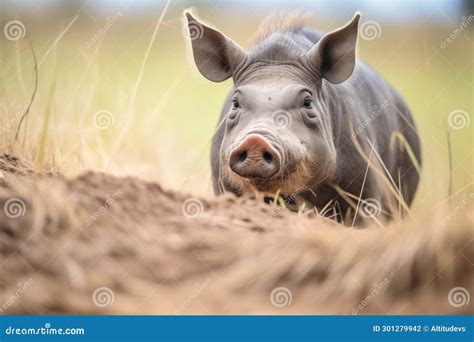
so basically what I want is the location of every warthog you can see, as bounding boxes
[186,11,421,223]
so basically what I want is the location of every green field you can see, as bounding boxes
[0,3,472,211]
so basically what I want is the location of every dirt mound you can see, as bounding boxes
[0,156,472,314]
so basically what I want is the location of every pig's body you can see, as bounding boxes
[210,27,421,221]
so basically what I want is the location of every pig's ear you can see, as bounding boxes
[185,11,246,82]
[305,13,360,84]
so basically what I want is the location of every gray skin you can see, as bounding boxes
[186,12,421,222]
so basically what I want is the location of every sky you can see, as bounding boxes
[0,0,468,23]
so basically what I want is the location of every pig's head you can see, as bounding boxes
[186,12,360,195]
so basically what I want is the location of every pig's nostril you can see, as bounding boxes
[238,151,247,162]
[262,151,273,163]
[229,134,280,179]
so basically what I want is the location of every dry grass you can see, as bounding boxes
[0,6,471,199]
[0,156,472,314]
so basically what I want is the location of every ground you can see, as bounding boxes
[0,155,472,314]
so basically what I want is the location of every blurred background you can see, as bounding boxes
[0,0,472,211]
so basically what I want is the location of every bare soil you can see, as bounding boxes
[0,155,472,314]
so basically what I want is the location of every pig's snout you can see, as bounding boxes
[229,134,281,179]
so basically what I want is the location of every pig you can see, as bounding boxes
[185,11,421,223]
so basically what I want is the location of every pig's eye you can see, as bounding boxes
[232,99,240,110]
[303,98,313,109]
